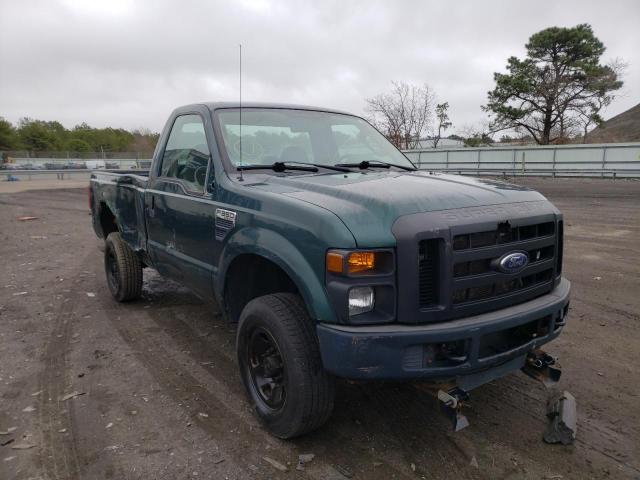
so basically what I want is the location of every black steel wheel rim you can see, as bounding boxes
[106,248,119,292]
[247,327,286,410]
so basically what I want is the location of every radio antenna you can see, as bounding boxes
[238,43,244,181]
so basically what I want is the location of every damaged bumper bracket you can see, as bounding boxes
[437,387,470,432]
[415,383,471,432]
[544,390,577,445]
[521,348,562,387]
[416,348,576,441]
[521,348,577,445]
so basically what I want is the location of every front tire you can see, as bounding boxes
[104,232,143,302]
[237,293,335,439]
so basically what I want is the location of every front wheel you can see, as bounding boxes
[104,232,143,302]
[236,293,335,439]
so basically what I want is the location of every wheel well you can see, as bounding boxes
[224,254,299,322]
[99,203,119,238]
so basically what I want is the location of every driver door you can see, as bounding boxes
[145,113,216,299]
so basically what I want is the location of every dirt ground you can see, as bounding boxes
[1,177,638,480]
[0,178,89,194]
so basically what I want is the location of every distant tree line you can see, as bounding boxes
[0,117,160,154]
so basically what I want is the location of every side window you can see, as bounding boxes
[160,114,210,192]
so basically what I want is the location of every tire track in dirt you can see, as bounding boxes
[36,253,118,480]
[103,266,418,478]
[572,297,640,324]
[104,314,268,478]
[353,383,480,479]
[144,302,422,479]
[476,374,640,477]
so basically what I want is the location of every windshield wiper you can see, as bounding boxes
[237,161,353,173]
[237,162,318,173]
[335,160,416,171]
[283,161,353,173]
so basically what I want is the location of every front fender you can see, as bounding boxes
[216,226,336,323]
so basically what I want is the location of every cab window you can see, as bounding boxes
[160,114,210,192]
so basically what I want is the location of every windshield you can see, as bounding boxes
[216,108,415,170]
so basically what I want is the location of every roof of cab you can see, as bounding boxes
[195,102,353,116]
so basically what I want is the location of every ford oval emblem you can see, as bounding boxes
[497,251,529,274]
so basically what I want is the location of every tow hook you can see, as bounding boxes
[521,348,562,387]
[414,383,470,432]
[521,348,577,445]
[437,387,470,432]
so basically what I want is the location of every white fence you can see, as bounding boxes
[403,143,640,178]
[4,144,640,179]
[2,157,151,169]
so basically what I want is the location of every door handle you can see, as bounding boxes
[148,195,155,217]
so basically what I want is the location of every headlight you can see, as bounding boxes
[326,250,393,276]
[348,286,375,316]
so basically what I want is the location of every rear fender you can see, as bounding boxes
[93,185,145,252]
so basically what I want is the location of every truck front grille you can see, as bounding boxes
[417,219,558,320]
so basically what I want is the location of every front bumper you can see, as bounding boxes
[317,278,570,386]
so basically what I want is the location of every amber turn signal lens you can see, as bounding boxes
[348,252,376,273]
[326,252,344,273]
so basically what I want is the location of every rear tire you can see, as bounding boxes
[236,293,335,439]
[104,232,143,302]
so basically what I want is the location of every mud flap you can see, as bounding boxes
[543,390,577,445]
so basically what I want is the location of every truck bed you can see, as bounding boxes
[93,170,150,185]
[90,170,150,251]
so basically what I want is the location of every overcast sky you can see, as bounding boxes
[1,0,638,134]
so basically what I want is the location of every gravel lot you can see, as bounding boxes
[1,177,638,480]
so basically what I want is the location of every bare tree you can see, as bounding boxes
[571,58,628,142]
[365,81,434,149]
[432,102,452,148]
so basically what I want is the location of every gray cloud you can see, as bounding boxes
[1,0,638,133]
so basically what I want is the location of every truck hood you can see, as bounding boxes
[247,170,549,247]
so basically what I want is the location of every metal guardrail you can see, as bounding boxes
[5,143,640,181]
[403,142,640,178]
[411,167,640,178]
[2,151,153,160]
[2,168,142,181]
[1,157,152,170]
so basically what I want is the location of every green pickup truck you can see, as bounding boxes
[90,103,571,439]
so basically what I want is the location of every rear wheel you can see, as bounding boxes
[104,232,143,302]
[237,293,335,439]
